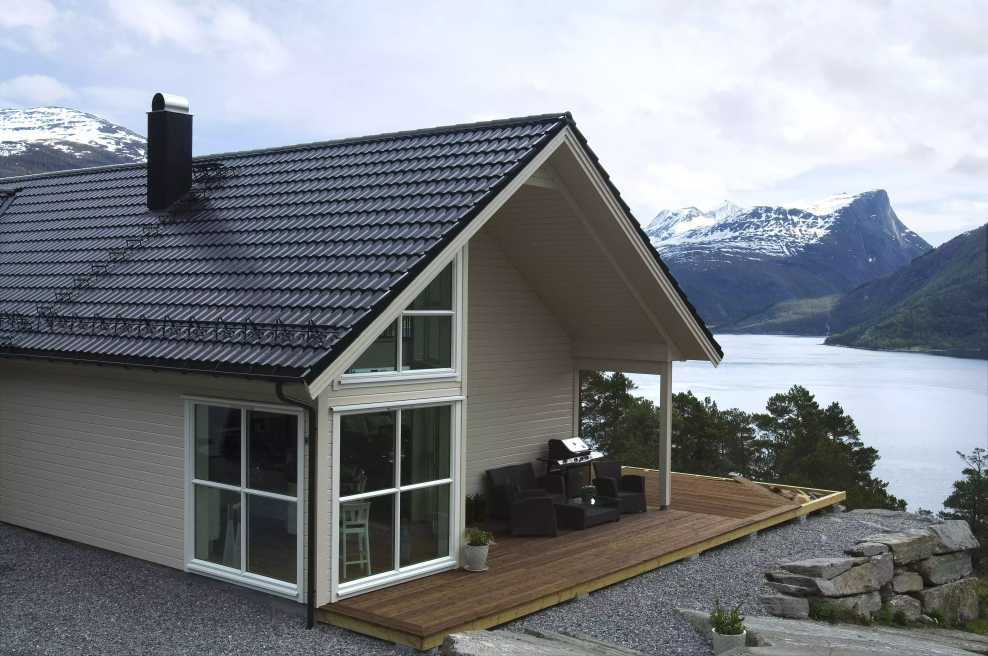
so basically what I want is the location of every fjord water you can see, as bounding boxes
[629,334,988,511]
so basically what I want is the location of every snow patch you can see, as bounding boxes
[0,106,145,160]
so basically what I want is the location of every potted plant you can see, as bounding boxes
[709,601,746,654]
[463,527,495,572]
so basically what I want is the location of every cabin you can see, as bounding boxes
[0,95,843,649]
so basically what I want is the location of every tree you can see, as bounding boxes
[580,373,906,511]
[752,385,906,510]
[940,448,988,570]
[580,371,660,468]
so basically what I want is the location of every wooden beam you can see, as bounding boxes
[658,362,672,509]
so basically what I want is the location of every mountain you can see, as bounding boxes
[647,190,931,329]
[824,224,988,359]
[0,106,145,178]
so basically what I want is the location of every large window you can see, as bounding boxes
[345,261,456,377]
[186,400,302,598]
[334,402,457,596]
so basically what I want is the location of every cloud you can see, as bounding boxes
[104,0,288,75]
[950,154,988,176]
[0,74,73,105]
[0,0,59,52]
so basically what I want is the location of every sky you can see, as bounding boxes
[1,1,986,245]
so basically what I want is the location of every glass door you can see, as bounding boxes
[335,403,455,595]
[188,401,302,598]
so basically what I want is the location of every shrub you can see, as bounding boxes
[809,601,872,626]
[710,600,745,635]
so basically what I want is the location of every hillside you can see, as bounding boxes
[824,224,988,359]
[647,190,931,328]
[0,106,145,177]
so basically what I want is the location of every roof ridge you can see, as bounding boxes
[0,112,572,185]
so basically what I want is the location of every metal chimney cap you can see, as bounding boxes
[151,92,190,113]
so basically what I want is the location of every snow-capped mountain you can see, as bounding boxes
[647,190,931,329]
[0,106,145,178]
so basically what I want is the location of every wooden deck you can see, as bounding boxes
[319,469,845,650]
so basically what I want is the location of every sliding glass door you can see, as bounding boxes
[186,400,303,598]
[335,402,457,596]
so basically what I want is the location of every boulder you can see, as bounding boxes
[767,581,825,597]
[779,556,866,579]
[886,594,923,622]
[914,552,973,585]
[914,576,980,625]
[824,554,893,597]
[927,520,980,554]
[765,570,832,595]
[861,530,935,564]
[845,542,889,557]
[811,591,882,618]
[760,594,809,619]
[891,570,924,593]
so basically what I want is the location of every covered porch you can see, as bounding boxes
[318,469,844,650]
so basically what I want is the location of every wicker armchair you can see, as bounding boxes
[592,461,647,514]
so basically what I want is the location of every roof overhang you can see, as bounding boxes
[305,125,720,396]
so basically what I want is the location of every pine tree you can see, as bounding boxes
[940,448,988,570]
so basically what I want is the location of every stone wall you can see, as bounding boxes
[760,520,981,625]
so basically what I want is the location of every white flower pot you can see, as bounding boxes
[711,628,746,654]
[463,544,489,571]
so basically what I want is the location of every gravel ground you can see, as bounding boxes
[507,508,935,656]
[0,509,934,656]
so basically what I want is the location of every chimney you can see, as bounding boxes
[147,92,192,211]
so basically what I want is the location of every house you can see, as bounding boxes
[0,94,841,646]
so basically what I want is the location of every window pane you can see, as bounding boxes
[194,405,241,485]
[194,485,240,569]
[246,495,297,584]
[339,495,394,583]
[340,411,396,496]
[346,323,397,374]
[400,485,450,568]
[408,263,452,310]
[247,411,298,496]
[401,406,451,485]
[401,316,452,370]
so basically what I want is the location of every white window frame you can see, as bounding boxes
[330,397,463,600]
[183,396,305,601]
[339,252,463,386]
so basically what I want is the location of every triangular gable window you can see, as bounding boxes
[345,261,456,376]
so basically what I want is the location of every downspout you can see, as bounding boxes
[276,382,318,629]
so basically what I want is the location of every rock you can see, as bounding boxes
[891,571,924,593]
[928,520,980,554]
[441,629,644,655]
[811,591,882,618]
[915,552,973,585]
[845,542,889,557]
[887,594,922,622]
[914,576,980,625]
[765,570,836,596]
[779,556,866,579]
[917,614,938,625]
[824,554,893,597]
[760,594,809,619]
[767,581,823,597]
[861,530,935,564]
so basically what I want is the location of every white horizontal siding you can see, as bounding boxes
[0,360,307,574]
[465,228,575,495]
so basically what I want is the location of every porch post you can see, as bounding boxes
[315,391,332,607]
[658,361,672,510]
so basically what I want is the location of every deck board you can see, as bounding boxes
[319,470,843,649]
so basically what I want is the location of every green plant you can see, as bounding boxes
[926,609,946,626]
[464,527,495,547]
[966,618,988,635]
[709,600,745,635]
[809,601,872,626]
[873,604,909,627]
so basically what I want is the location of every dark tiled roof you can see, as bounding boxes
[0,114,569,379]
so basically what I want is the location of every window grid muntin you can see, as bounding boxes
[336,403,455,587]
[190,401,301,588]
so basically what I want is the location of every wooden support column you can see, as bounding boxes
[658,361,672,509]
[315,391,332,606]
